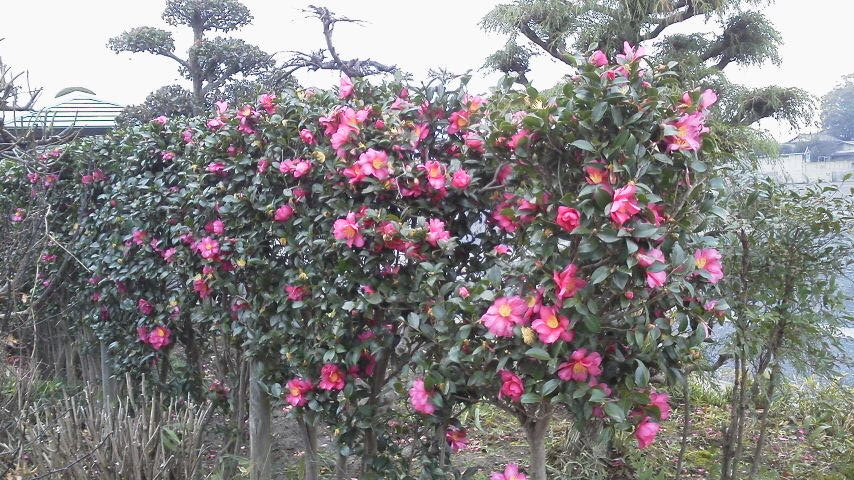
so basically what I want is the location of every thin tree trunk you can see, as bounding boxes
[721,354,741,480]
[100,340,116,407]
[675,374,692,480]
[731,355,749,480]
[524,406,553,480]
[248,359,272,480]
[297,415,319,480]
[335,452,347,480]
[748,365,778,480]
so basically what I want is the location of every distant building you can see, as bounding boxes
[760,132,854,183]
[6,93,123,137]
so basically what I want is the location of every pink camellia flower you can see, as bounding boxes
[419,161,446,190]
[531,305,574,344]
[451,169,472,189]
[279,158,313,178]
[664,112,708,152]
[694,248,724,283]
[553,263,586,305]
[132,229,148,245]
[494,244,510,255]
[162,247,177,263]
[447,109,470,135]
[480,296,527,337]
[153,115,168,125]
[496,164,514,185]
[285,378,313,406]
[137,326,149,343]
[498,370,525,402]
[10,208,25,222]
[147,325,171,350]
[463,132,485,152]
[193,278,212,299]
[205,219,225,235]
[318,363,346,391]
[27,172,40,184]
[648,203,666,225]
[698,89,718,111]
[458,286,470,298]
[589,50,609,67]
[138,298,154,316]
[81,174,93,185]
[357,148,390,180]
[161,151,175,161]
[257,158,269,173]
[425,218,450,246]
[299,129,316,145]
[649,390,671,420]
[182,128,195,144]
[557,348,603,382]
[610,184,642,226]
[490,463,528,480]
[507,129,531,150]
[637,248,667,288]
[92,169,106,182]
[635,417,660,449]
[206,161,227,175]
[196,236,220,259]
[285,285,308,301]
[556,206,582,232]
[333,212,365,248]
[616,41,646,63]
[274,204,294,222]
[206,118,224,130]
[409,378,436,415]
[339,75,354,99]
[445,426,469,452]
[257,93,276,115]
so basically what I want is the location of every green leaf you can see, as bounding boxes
[592,102,607,123]
[603,402,626,422]
[526,347,551,361]
[634,360,650,387]
[541,378,561,396]
[521,393,542,404]
[590,266,609,285]
[571,140,595,152]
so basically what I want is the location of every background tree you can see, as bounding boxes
[821,73,854,140]
[480,0,813,130]
[108,0,275,121]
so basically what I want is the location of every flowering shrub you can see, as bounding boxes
[3,44,725,480]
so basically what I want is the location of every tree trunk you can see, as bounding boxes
[748,365,778,480]
[675,375,692,480]
[99,340,116,407]
[334,451,347,480]
[248,359,272,480]
[524,407,553,480]
[297,415,319,480]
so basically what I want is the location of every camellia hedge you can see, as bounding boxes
[5,44,726,480]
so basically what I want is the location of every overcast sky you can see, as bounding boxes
[2,0,852,140]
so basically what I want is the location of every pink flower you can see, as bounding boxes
[339,75,354,99]
[419,161,446,190]
[132,229,148,245]
[206,118,224,131]
[285,285,308,301]
[635,248,667,288]
[648,203,666,225]
[694,248,723,283]
[285,378,313,406]
[147,326,171,350]
[494,244,510,255]
[635,417,660,449]
[556,206,581,232]
[274,205,294,222]
[664,112,708,152]
[162,247,177,262]
[182,129,194,143]
[333,213,365,248]
[507,129,531,150]
[589,50,609,67]
[445,426,469,452]
[10,208,25,222]
[447,109,470,135]
[153,115,168,125]
[318,363,346,391]
[616,41,646,63]
[299,129,316,145]
[257,93,276,115]
[531,305,574,344]
[425,218,450,246]
[92,169,106,182]
[557,349,603,382]
[458,287,470,298]
[193,278,212,299]
[490,464,528,480]
[451,169,472,189]
[497,164,514,184]
[279,158,313,178]
[196,237,220,259]
[257,158,269,173]
[27,172,40,184]
[206,161,227,175]
[411,123,430,146]
[698,89,718,111]
[161,151,175,161]
[409,378,436,415]
[138,298,154,316]
[205,219,225,235]
[480,296,527,337]
[647,269,667,289]
[610,184,642,226]
[137,326,150,343]
[463,132,484,152]
[498,370,525,402]
[553,263,586,305]
[357,148,390,180]
[81,174,93,184]
[649,391,671,420]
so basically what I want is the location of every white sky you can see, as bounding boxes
[2,0,852,140]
